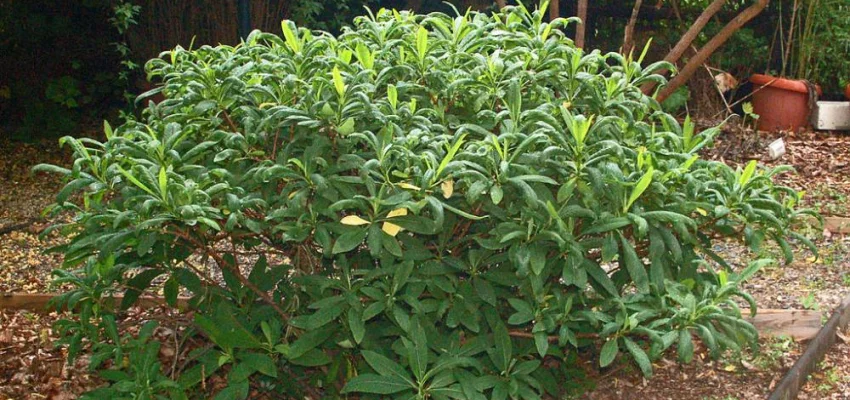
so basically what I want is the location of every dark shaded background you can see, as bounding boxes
[0,0,813,140]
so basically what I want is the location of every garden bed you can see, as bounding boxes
[708,129,850,218]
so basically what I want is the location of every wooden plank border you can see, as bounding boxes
[797,216,850,234]
[823,217,850,233]
[0,292,190,312]
[768,293,850,400]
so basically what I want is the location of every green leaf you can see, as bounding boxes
[277,327,335,360]
[407,318,429,382]
[349,309,366,344]
[337,118,355,135]
[619,233,649,294]
[117,166,158,198]
[738,160,757,187]
[332,66,346,97]
[624,167,653,212]
[599,338,619,368]
[491,317,512,372]
[677,329,694,363]
[416,26,428,61]
[473,278,496,307]
[355,42,374,70]
[290,348,331,366]
[623,337,652,378]
[387,84,398,109]
[507,298,534,325]
[436,134,466,179]
[158,166,168,199]
[584,260,619,298]
[332,228,368,254]
[534,331,549,358]
[281,20,301,53]
[491,185,503,205]
[341,374,413,395]
[240,353,277,378]
[361,351,413,384]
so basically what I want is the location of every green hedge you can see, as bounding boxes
[40,3,817,399]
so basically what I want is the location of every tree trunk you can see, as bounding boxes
[622,0,643,55]
[576,0,588,48]
[657,0,770,101]
[640,0,726,94]
[549,0,559,20]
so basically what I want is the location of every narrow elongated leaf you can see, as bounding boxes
[361,351,413,384]
[333,66,346,97]
[623,337,652,377]
[619,234,650,294]
[281,20,301,53]
[341,374,412,394]
[625,168,654,212]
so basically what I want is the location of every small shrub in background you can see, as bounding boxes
[39,2,818,398]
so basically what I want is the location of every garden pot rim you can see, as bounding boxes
[750,73,821,95]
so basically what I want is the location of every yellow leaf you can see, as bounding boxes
[441,179,454,199]
[723,364,736,372]
[341,215,371,225]
[398,182,421,191]
[387,208,408,218]
[382,222,402,237]
[696,208,708,216]
[382,208,408,236]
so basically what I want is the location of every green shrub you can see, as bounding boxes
[38,2,818,398]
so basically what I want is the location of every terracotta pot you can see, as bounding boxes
[844,83,850,100]
[749,74,820,132]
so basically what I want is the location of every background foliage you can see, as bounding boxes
[3,0,849,140]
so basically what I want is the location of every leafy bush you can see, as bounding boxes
[39,2,818,398]
[797,0,850,95]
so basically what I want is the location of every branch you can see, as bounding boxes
[221,110,240,133]
[509,330,598,342]
[575,0,588,48]
[622,0,643,55]
[549,0,559,21]
[171,228,291,322]
[656,0,769,102]
[641,0,727,94]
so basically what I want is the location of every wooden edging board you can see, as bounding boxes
[796,216,850,234]
[746,309,822,341]
[768,292,850,400]
[822,217,850,234]
[0,292,190,312]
